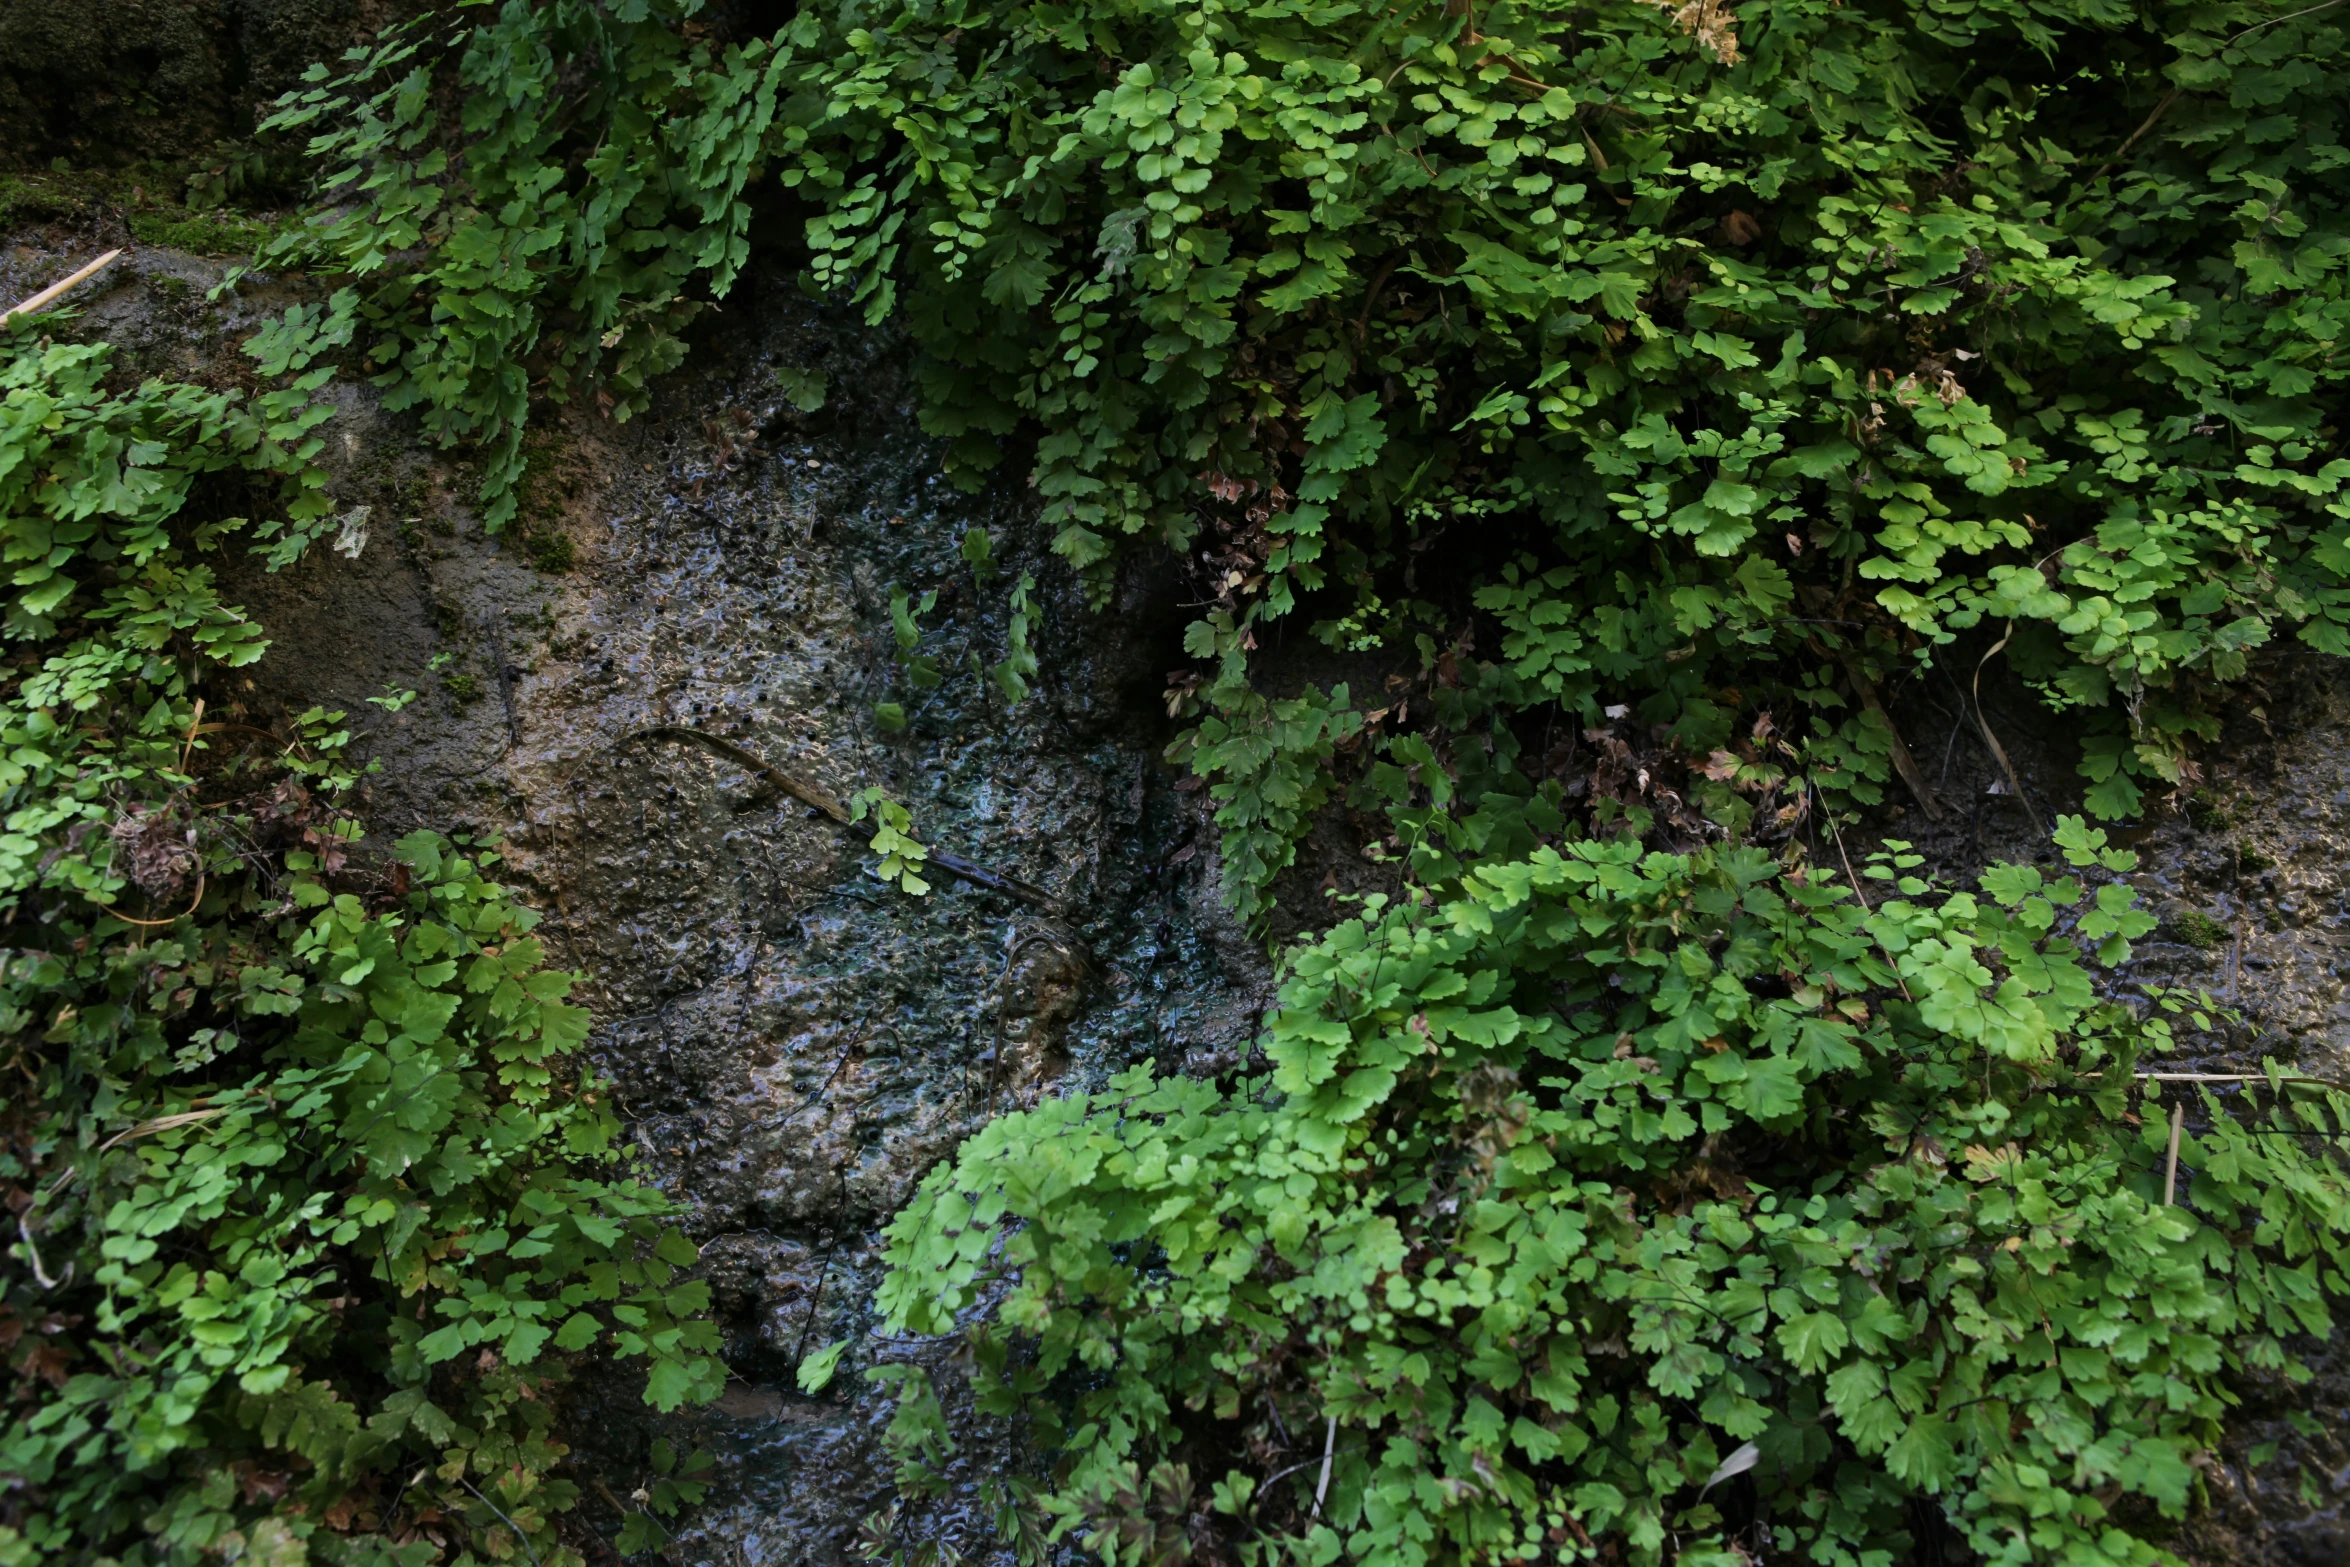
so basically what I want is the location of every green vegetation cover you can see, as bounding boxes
[255,0,2349,928]
[874,831,2350,1567]
[14,0,2348,1563]
[0,328,721,1564]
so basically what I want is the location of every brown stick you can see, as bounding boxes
[1972,623,2043,835]
[2092,89,2181,181]
[1839,655,1941,820]
[626,725,1067,915]
[2137,1072,2349,1088]
[1819,790,1918,1002]
[1,249,125,328]
[634,724,852,822]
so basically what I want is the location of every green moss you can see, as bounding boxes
[126,206,287,258]
[523,526,577,573]
[2,161,294,261]
[2238,843,2276,874]
[507,432,584,572]
[0,169,86,228]
[2184,789,2232,832]
[2165,908,2231,950]
[441,671,481,704]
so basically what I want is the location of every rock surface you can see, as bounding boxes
[1855,662,2350,1566]
[256,286,1274,1563]
[0,0,375,167]
[8,216,1268,1564]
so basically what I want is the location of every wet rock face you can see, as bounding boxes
[1861,665,2350,1565]
[1875,661,2350,1086]
[217,269,1265,1559]
[2107,671,2350,1566]
[7,223,1267,1564]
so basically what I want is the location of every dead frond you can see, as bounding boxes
[1639,0,1740,64]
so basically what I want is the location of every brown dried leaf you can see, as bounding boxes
[1639,0,1740,63]
[108,805,198,902]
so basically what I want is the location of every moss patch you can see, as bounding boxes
[2165,908,2231,950]
[126,206,287,258]
[524,527,577,573]
[513,431,586,573]
[3,162,296,260]
[2184,788,2233,832]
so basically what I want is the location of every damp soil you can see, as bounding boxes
[9,187,2350,1567]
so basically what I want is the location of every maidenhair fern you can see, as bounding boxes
[872,827,2350,1567]
[251,0,2350,932]
[247,0,787,528]
[0,326,721,1567]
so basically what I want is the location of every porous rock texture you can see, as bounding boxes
[251,302,1272,1562]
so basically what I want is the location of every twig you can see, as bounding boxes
[2162,1099,2186,1206]
[1313,1415,1338,1519]
[591,1477,634,1525]
[1838,655,1940,820]
[2091,89,2181,180]
[632,724,851,820]
[626,726,1066,913]
[1820,792,1916,1003]
[99,1107,226,1151]
[0,249,124,328]
[1971,623,2043,835]
[785,1041,860,1128]
[37,1101,232,1202]
[1352,254,1405,344]
[2136,1071,2350,1088]
[2227,0,2346,44]
[176,698,207,776]
[1255,1457,1322,1501]
[456,1475,545,1567]
[91,873,207,929]
[17,1212,71,1290]
[1823,797,1870,915]
[791,1246,835,1368]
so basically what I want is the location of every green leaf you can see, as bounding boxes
[1884,1414,1958,1489]
[796,1339,847,1394]
[775,365,828,413]
[1776,1311,1851,1375]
